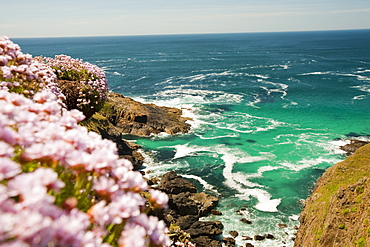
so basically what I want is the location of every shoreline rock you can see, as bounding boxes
[102,93,192,136]
[155,171,223,247]
[339,139,370,156]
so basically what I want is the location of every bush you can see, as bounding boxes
[35,54,108,119]
[0,36,64,102]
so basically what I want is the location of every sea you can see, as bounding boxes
[14,29,370,247]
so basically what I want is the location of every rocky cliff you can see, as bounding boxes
[294,143,370,247]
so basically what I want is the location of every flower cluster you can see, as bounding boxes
[35,54,108,119]
[0,36,64,102]
[0,37,171,247]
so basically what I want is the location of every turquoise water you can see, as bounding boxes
[16,30,370,246]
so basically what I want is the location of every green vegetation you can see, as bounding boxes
[355,236,366,247]
[339,224,346,230]
[305,144,370,243]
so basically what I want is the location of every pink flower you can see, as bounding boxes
[149,189,169,209]
[0,157,21,180]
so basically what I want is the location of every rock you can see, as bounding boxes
[278,223,288,228]
[103,93,191,136]
[147,177,160,186]
[162,172,218,216]
[265,234,275,239]
[188,192,219,216]
[242,236,253,240]
[339,139,370,156]
[254,235,265,241]
[170,192,199,215]
[222,237,236,247]
[240,218,252,224]
[159,171,197,194]
[191,236,222,247]
[186,221,224,237]
[211,209,222,215]
[245,243,254,247]
[175,215,200,230]
[229,230,239,238]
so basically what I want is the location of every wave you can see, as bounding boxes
[280,157,340,172]
[299,71,332,75]
[170,143,282,212]
[351,85,370,93]
[180,174,219,194]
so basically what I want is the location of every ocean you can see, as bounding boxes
[14,29,370,246]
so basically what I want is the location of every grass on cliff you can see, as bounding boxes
[306,144,370,245]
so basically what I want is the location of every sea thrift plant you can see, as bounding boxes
[0,89,171,246]
[35,54,108,119]
[0,36,172,246]
[0,36,64,102]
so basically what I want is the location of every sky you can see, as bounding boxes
[1,0,370,38]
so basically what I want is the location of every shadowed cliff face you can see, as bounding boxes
[294,144,370,247]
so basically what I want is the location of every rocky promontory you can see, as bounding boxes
[80,92,192,170]
[103,93,191,136]
[294,142,370,247]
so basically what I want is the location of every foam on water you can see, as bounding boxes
[180,174,219,194]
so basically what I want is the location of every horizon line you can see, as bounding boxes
[9,28,370,39]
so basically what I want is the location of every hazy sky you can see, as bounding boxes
[1,0,370,38]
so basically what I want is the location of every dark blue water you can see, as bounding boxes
[15,30,370,246]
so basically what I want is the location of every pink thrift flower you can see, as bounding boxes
[0,157,21,180]
[149,189,169,209]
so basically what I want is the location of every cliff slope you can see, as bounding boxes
[294,143,370,247]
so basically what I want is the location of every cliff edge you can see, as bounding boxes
[294,143,370,247]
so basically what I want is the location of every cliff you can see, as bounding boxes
[294,143,370,247]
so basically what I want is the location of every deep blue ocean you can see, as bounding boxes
[15,30,370,246]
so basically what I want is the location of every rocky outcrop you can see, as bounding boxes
[294,143,370,247]
[156,171,223,247]
[340,139,370,156]
[80,92,192,169]
[102,93,191,136]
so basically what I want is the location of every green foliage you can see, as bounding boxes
[355,236,366,247]
[356,186,365,194]
[338,224,346,229]
[53,67,95,82]
[167,224,193,246]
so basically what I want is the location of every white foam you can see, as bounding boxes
[172,143,213,159]
[245,188,281,212]
[289,215,300,221]
[219,148,281,212]
[353,95,367,100]
[244,73,270,79]
[299,71,331,75]
[280,157,341,172]
[351,85,370,93]
[181,174,219,194]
